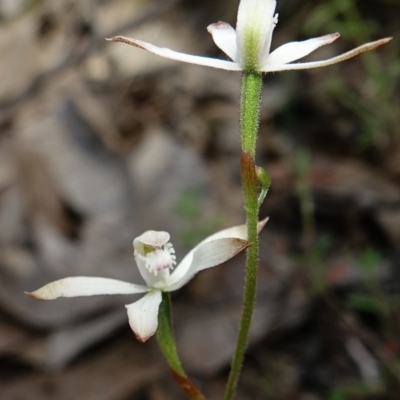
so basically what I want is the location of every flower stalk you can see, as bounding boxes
[240,73,263,155]
[157,293,206,400]
[224,72,263,400]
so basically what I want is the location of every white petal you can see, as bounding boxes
[262,37,392,72]
[266,33,340,67]
[236,0,277,65]
[207,22,239,62]
[166,238,249,291]
[107,36,242,71]
[167,218,268,289]
[26,277,149,300]
[126,290,162,342]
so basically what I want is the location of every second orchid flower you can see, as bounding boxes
[27,220,267,342]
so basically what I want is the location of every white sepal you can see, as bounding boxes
[26,277,149,300]
[167,238,249,291]
[262,37,392,72]
[107,37,241,71]
[166,219,267,290]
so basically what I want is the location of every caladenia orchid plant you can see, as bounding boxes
[28,0,392,399]
[28,221,267,400]
[107,0,392,398]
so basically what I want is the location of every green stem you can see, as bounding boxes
[240,72,263,157]
[157,292,207,400]
[224,72,263,400]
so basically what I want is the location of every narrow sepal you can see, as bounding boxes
[26,277,149,300]
[107,36,242,71]
[167,237,250,291]
[262,37,392,72]
[167,218,267,290]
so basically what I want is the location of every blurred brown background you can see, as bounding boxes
[0,0,398,399]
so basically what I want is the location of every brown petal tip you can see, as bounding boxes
[25,291,40,300]
[105,36,144,49]
[133,330,152,343]
[374,37,393,46]
[330,32,341,42]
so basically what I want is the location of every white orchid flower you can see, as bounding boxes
[27,220,267,342]
[107,0,391,73]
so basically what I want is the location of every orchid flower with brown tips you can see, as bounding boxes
[27,220,267,342]
[107,0,391,73]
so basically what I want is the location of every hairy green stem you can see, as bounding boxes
[239,73,263,157]
[224,72,263,400]
[157,293,207,400]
